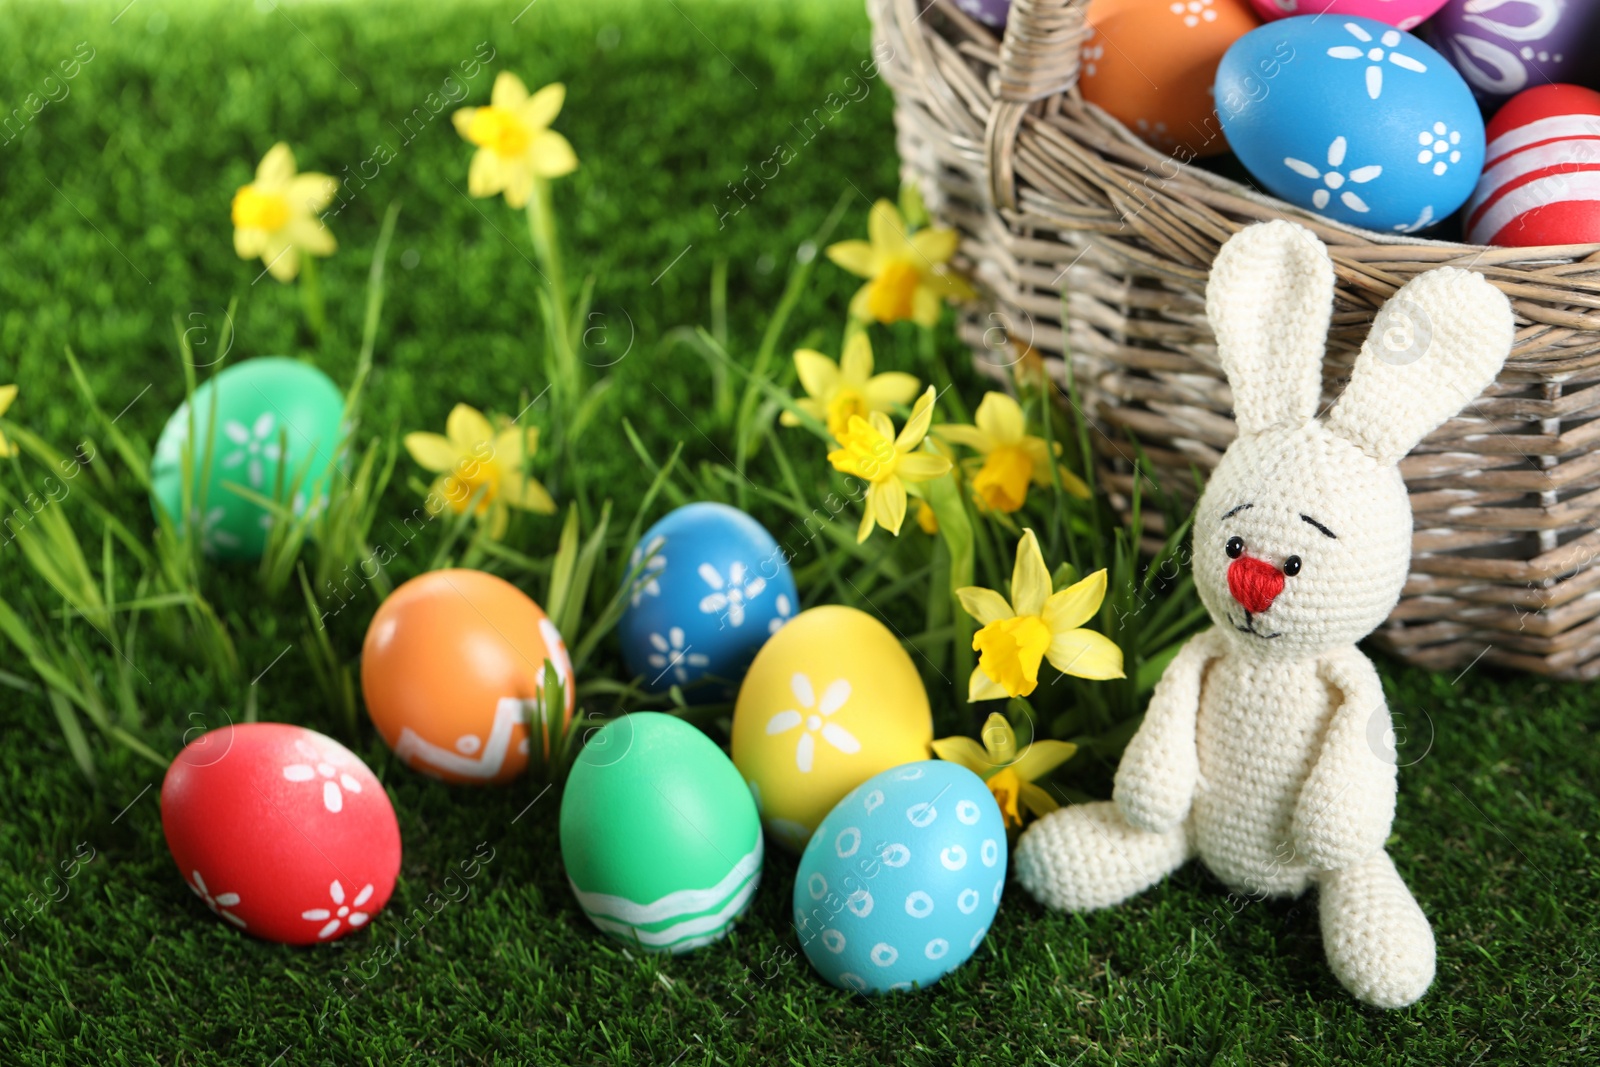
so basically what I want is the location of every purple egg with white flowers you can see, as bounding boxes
[953,0,1009,28]
[1216,15,1485,232]
[1427,0,1600,106]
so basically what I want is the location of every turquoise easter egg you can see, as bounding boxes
[150,357,345,560]
[794,760,1007,993]
[560,713,763,954]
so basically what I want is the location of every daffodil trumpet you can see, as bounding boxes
[932,712,1078,832]
[958,528,1124,701]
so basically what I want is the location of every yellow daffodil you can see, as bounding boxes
[916,498,939,535]
[453,73,578,208]
[781,332,920,440]
[826,200,975,326]
[933,712,1078,830]
[0,385,16,458]
[404,403,556,539]
[231,143,337,283]
[828,386,952,543]
[935,392,1089,513]
[959,529,1123,700]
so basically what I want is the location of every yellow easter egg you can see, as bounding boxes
[731,605,932,851]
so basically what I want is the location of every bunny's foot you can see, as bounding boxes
[1316,850,1435,1008]
[1014,801,1190,912]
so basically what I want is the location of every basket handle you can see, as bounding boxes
[987,0,1090,209]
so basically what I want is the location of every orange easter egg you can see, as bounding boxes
[361,569,574,785]
[1080,0,1260,158]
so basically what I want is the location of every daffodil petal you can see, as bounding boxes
[896,451,951,482]
[863,372,921,409]
[492,426,528,468]
[1042,568,1107,633]
[980,712,1018,764]
[867,410,895,440]
[1056,465,1092,500]
[856,505,875,544]
[847,281,873,321]
[1010,529,1053,618]
[910,226,959,264]
[793,349,840,401]
[234,226,267,259]
[256,142,296,187]
[968,667,1009,703]
[827,240,877,279]
[503,471,557,514]
[1018,781,1060,819]
[1010,739,1078,783]
[403,432,458,473]
[838,331,873,384]
[530,130,578,178]
[873,477,907,536]
[446,404,494,450]
[285,216,336,257]
[0,384,16,416]
[867,199,911,258]
[930,736,991,774]
[265,242,300,282]
[1045,628,1125,681]
[288,173,338,214]
[524,82,565,129]
[956,586,1014,626]
[910,284,941,328]
[896,386,938,450]
[467,148,504,199]
[975,392,1027,446]
[490,70,530,109]
[932,424,995,453]
[452,107,478,141]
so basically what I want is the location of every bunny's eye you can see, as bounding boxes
[1225,537,1244,559]
[1283,555,1302,577]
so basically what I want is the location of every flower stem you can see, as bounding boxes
[526,178,579,412]
[299,255,326,340]
[925,471,976,704]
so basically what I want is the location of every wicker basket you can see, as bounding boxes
[869,0,1600,679]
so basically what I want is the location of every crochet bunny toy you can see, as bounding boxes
[1014,220,1515,1008]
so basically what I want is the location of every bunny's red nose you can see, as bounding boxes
[1228,556,1285,614]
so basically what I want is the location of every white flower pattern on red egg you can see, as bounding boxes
[765,673,860,772]
[301,879,374,939]
[282,737,364,814]
[189,870,246,928]
[1284,136,1382,213]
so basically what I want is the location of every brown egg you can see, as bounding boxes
[362,569,574,785]
[1080,0,1260,159]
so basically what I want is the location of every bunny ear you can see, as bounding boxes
[1325,268,1514,466]
[1206,220,1335,437]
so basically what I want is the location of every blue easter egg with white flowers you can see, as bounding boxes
[794,761,1007,994]
[618,502,798,702]
[1216,16,1484,233]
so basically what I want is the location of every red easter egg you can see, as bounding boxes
[1465,83,1600,247]
[161,722,402,944]
[1080,0,1261,158]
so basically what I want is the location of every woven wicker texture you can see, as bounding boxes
[870,0,1600,678]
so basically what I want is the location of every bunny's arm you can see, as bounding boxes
[1113,628,1224,833]
[1293,648,1398,871]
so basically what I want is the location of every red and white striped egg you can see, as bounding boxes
[161,722,403,944]
[1465,83,1600,247]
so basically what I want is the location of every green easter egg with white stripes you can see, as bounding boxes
[560,712,763,954]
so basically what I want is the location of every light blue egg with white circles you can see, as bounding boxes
[618,502,798,703]
[793,760,1006,994]
[1216,16,1484,233]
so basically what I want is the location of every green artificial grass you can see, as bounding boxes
[0,0,1595,1062]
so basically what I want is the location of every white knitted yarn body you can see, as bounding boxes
[1014,220,1516,1009]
